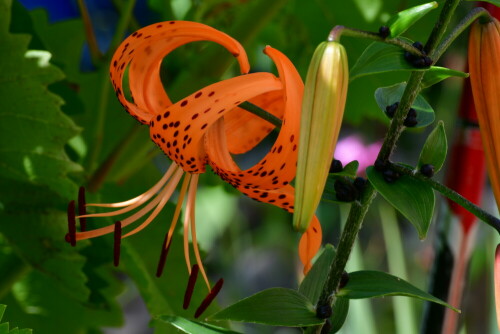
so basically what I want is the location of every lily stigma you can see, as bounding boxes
[66,21,322,317]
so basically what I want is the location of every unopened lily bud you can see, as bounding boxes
[468,17,500,209]
[294,38,348,231]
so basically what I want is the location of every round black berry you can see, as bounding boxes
[420,164,435,177]
[378,26,390,38]
[383,169,400,183]
[339,270,350,289]
[412,41,424,51]
[404,116,418,127]
[353,177,367,192]
[316,303,333,319]
[407,108,417,118]
[385,102,399,119]
[334,180,358,202]
[424,56,433,67]
[329,159,343,173]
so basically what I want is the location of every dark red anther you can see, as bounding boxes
[183,264,200,309]
[194,278,224,318]
[67,200,76,246]
[156,238,172,278]
[78,186,87,232]
[114,221,122,266]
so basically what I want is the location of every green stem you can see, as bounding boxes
[330,26,424,55]
[238,102,282,129]
[307,1,464,332]
[77,0,102,66]
[87,123,142,192]
[85,69,111,173]
[433,7,491,61]
[391,163,500,233]
[424,0,462,54]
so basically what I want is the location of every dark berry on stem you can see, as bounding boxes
[339,270,350,289]
[316,303,333,319]
[329,159,343,173]
[379,26,390,38]
[420,164,435,177]
[404,116,418,127]
[412,41,424,51]
[334,180,358,202]
[353,177,367,192]
[385,102,399,118]
[383,169,400,183]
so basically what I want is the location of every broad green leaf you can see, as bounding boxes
[375,82,435,128]
[350,42,425,81]
[299,244,336,304]
[0,1,82,200]
[337,271,458,312]
[387,2,438,37]
[418,120,447,172]
[336,161,360,179]
[7,269,122,333]
[366,166,435,239]
[421,67,469,89]
[210,288,323,327]
[156,315,242,334]
[330,297,349,333]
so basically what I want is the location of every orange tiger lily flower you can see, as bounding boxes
[67,21,322,313]
[468,16,500,209]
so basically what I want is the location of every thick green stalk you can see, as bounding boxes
[306,0,464,332]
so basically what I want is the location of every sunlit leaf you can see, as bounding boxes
[366,166,435,239]
[374,82,435,128]
[387,2,438,37]
[421,67,469,89]
[338,271,458,312]
[299,244,336,304]
[211,288,323,327]
[418,120,447,172]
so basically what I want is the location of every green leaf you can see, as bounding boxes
[336,161,360,179]
[0,305,32,334]
[210,288,323,327]
[330,297,349,333]
[386,2,438,37]
[374,82,435,128]
[418,120,447,173]
[366,166,435,239]
[421,67,469,89]
[299,244,336,304]
[337,271,458,312]
[350,42,425,81]
[156,315,242,334]
[0,1,82,200]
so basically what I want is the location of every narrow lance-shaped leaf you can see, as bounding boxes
[338,271,459,312]
[418,120,447,172]
[421,67,469,89]
[210,288,323,327]
[299,244,336,304]
[386,2,438,37]
[366,166,435,239]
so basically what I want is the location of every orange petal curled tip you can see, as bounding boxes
[293,40,349,232]
[468,17,500,209]
[109,20,250,125]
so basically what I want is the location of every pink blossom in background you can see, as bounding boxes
[334,134,382,176]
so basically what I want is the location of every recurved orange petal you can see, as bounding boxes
[110,21,250,124]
